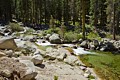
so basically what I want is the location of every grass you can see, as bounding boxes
[79,51,120,80]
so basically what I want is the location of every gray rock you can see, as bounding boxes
[46,47,53,53]
[49,33,61,43]
[31,55,43,65]
[57,52,67,60]
[45,34,51,40]
[80,66,87,70]
[19,60,37,80]
[5,50,13,57]
[80,40,89,48]
[113,41,120,49]
[21,72,37,80]
[102,38,110,43]
[83,73,90,78]
[64,55,78,65]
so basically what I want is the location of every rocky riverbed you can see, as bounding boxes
[0,25,102,80]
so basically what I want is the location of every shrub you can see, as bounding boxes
[44,27,61,34]
[9,23,24,32]
[64,31,82,42]
[87,32,101,40]
[25,28,34,34]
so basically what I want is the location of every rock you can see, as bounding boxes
[30,37,37,42]
[102,38,110,43]
[80,66,87,70]
[100,42,115,51]
[0,57,27,79]
[0,76,4,80]
[56,48,69,60]
[45,34,51,40]
[46,47,53,53]
[64,55,78,65]
[0,69,11,78]
[23,35,34,41]
[75,60,84,66]
[47,52,59,60]
[21,72,37,80]
[80,40,89,48]
[57,52,67,60]
[34,49,41,55]
[85,69,91,74]
[93,40,99,47]
[79,39,83,43]
[49,33,61,43]
[0,52,6,57]
[83,73,90,78]
[113,41,120,49]
[19,56,32,60]
[31,55,43,65]
[4,50,13,57]
[0,38,17,50]
[19,60,37,80]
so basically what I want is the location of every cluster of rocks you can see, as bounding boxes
[0,25,100,80]
[80,38,120,52]
[0,37,44,80]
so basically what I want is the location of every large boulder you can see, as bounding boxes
[100,42,115,51]
[89,40,99,50]
[56,48,68,60]
[0,57,26,79]
[31,55,43,65]
[93,40,99,47]
[0,38,17,50]
[64,55,78,65]
[49,33,61,43]
[113,41,120,49]
[19,60,38,80]
[80,40,89,48]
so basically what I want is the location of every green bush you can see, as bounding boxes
[25,28,34,34]
[64,31,82,42]
[9,23,24,32]
[44,27,61,34]
[87,32,101,40]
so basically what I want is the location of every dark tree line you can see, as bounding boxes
[0,0,120,39]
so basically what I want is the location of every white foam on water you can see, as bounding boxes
[36,40,56,46]
[73,47,95,55]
